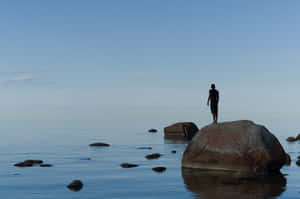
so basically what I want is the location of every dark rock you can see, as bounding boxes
[14,160,43,167]
[121,163,138,168]
[148,128,158,133]
[136,146,152,150]
[67,180,83,191]
[296,160,300,166]
[182,120,287,177]
[80,158,91,160]
[152,167,166,172]
[145,153,161,160]
[286,137,297,142]
[164,122,199,140]
[171,150,177,153]
[40,164,53,167]
[14,162,33,167]
[285,154,291,166]
[89,142,110,147]
[297,155,300,159]
[296,134,300,140]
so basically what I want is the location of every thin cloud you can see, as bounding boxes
[11,73,37,81]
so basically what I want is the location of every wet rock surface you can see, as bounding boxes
[14,160,44,167]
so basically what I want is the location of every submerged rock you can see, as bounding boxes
[164,122,199,140]
[296,160,300,166]
[145,153,161,160]
[182,120,287,177]
[67,180,83,191]
[171,150,177,153]
[148,128,158,133]
[152,167,166,173]
[136,146,152,150]
[121,163,139,168]
[89,142,110,147]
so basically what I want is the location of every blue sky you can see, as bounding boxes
[0,1,300,128]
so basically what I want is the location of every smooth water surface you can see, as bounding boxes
[0,119,300,199]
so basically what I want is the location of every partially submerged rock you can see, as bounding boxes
[164,122,199,140]
[67,180,83,191]
[136,146,152,150]
[145,153,161,160]
[14,160,44,167]
[148,128,157,133]
[296,160,300,166]
[121,163,138,168]
[286,137,297,142]
[152,167,166,173]
[171,150,177,153]
[40,164,53,167]
[89,142,110,147]
[182,120,287,177]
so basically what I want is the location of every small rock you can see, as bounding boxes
[148,129,158,133]
[285,154,291,166]
[121,163,138,168]
[40,164,53,167]
[145,153,161,160]
[89,142,110,147]
[296,160,300,166]
[80,158,92,160]
[152,167,166,173]
[14,160,43,167]
[67,180,83,191]
[296,134,300,140]
[14,162,33,167]
[171,150,176,153]
[286,137,297,142]
[136,146,152,150]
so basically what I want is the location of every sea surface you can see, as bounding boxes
[0,118,300,199]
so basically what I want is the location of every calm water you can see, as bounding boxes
[0,119,300,199]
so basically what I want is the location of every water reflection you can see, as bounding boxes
[182,168,286,199]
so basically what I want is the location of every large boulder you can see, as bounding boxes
[182,120,287,176]
[164,122,199,140]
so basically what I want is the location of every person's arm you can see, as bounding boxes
[207,92,210,106]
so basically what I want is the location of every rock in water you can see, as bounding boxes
[121,163,138,168]
[182,120,287,177]
[152,167,166,172]
[164,122,199,140]
[67,180,83,191]
[89,142,110,147]
[148,129,157,133]
[286,137,297,142]
[145,153,161,160]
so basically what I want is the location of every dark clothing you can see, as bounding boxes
[209,89,219,114]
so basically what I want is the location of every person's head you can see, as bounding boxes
[211,84,215,89]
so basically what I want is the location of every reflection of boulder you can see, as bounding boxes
[182,120,286,176]
[164,122,199,140]
[182,168,286,199]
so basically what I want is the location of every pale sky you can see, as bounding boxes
[0,1,300,129]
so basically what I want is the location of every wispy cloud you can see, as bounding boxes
[11,73,38,81]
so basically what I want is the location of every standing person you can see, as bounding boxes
[207,84,219,123]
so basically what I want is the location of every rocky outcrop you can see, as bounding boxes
[182,120,287,177]
[152,167,166,172]
[286,137,297,142]
[164,122,199,140]
[121,163,138,168]
[14,160,44,167]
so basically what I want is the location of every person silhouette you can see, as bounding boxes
[207,84,219,123]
